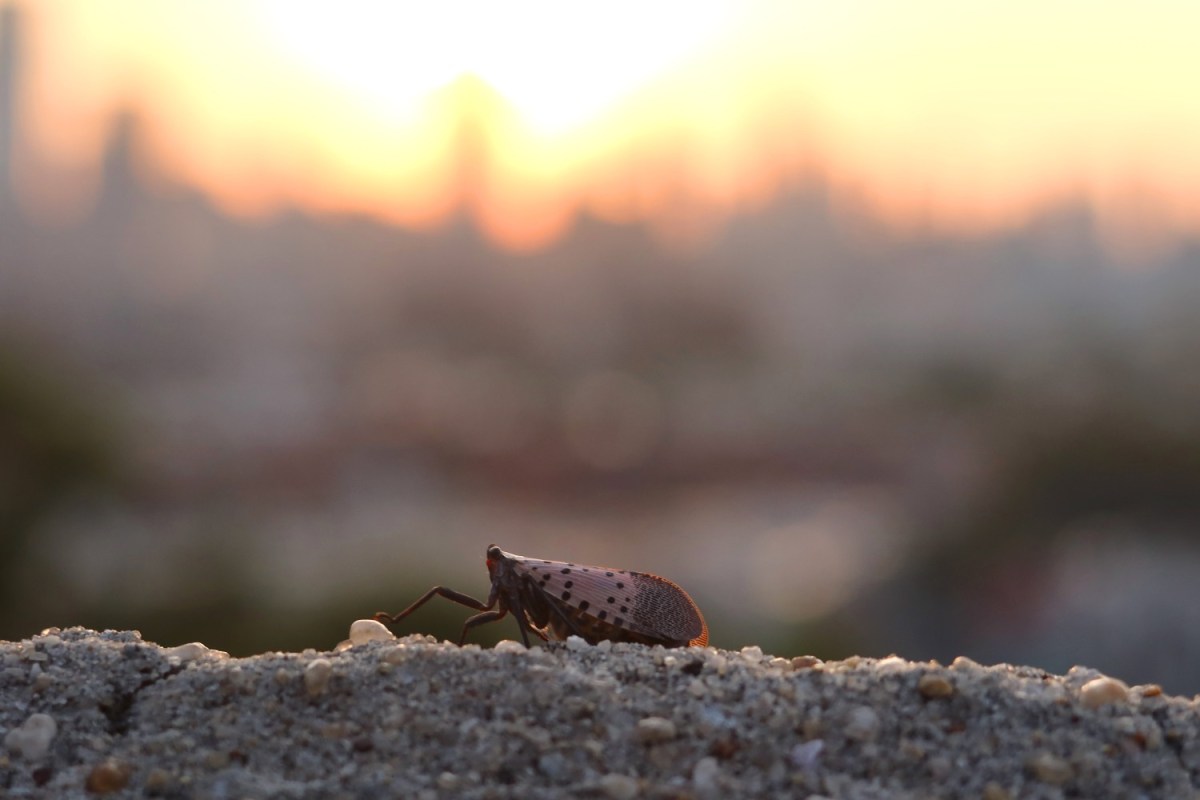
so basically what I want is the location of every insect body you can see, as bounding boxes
[374,544,708,648]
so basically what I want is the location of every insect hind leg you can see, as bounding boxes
[459,609,509,645]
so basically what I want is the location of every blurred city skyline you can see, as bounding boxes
[3,3,1200,692]
[6,1,1200,256]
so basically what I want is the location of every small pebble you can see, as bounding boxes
[918,674,955,699]
[4,713,57,760]
[844,706,880,742]
[348,619,395,646]
[692,756,721,799]
[599,773,639,800]
[164,642,215,663]
[537,751,567,778]
[1027,752,1073,785]
[304,658,334,697]
[382,646,410,665]
[85,759,133,793]
[635,716,677,743]
[791,655,823,669]
[1080,677,1128,709]
[436,772,460,790]
[926,755,952,779]
[982,782,1012,800]
[565,635,589,652]
[790,739,824,770]
[143,767,173,792]
[493,640,526,654]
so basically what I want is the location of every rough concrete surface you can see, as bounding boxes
[2,627,1199,799]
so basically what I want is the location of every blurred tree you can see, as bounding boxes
[845,404,1200,684]
[0,340,121,637]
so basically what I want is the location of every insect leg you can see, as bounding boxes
[500,586,551,648]
[373,586,491,627]
[523,574,591,643]
[458,609,509,645]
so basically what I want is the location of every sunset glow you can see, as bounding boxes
[13,0,1200,252]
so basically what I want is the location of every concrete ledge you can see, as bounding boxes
[2,628,1198,798]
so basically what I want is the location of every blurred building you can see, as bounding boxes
[0,3,18,213]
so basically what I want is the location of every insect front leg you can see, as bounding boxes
[374,586,492,630]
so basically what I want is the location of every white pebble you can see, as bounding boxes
[740,645,764,660]
[436,772,460,790]
[692,756,721,799]
[493,640,526,654]
[1080,677,1128,709]
[304,658,333,697]
[163,642,214,663]
[565,635,589,652]
[599,773,639,800]
[348,619,395,646]
[636,716,677,743]
[4,713,57,760]
[790,739,824,770]
[844,706,881,742]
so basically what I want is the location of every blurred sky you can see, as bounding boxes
[12,0,1200,254]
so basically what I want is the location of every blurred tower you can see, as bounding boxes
[0,2,18,213]
[441,74,505,221]
[96,108,143,213]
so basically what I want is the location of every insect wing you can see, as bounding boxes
[507,553,708,646]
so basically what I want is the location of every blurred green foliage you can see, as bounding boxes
[0,341,121,638]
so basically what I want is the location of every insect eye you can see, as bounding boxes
[486,545,502,560]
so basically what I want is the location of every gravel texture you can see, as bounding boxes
[2,627,1199,798]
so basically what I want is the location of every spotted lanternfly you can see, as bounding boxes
[374,544,708,648]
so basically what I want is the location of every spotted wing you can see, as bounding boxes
[503,550,708,646]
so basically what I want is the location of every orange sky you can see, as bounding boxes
[11,0,1200,254]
